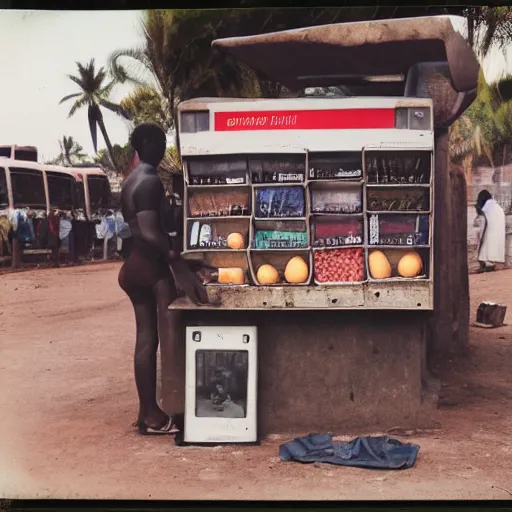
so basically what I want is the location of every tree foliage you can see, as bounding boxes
[465,69,512,168]
[59,59,131,170]
[47,135,90,166]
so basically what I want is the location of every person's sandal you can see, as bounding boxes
[138,417,180,435]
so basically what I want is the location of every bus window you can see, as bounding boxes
[0,148,11,159]
[74,182,86,211]
[46,172,74,210]
[0,167,8,207]
[14,148,38,162]
[10,168,46,208]
[88,175,111,209]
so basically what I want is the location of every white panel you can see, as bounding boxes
[180,129,434,156]
[185,325,258,443]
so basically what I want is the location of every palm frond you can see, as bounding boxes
[67,96,88,118]
[59,92,82,105]
[67,74,86,89]
[107,48,155,89]
[98,98,132,120]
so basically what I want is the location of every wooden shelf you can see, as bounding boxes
[186,183,249,189]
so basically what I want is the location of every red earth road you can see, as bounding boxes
[0,263,511,500]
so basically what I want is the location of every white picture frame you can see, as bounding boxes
[185,325,258,444]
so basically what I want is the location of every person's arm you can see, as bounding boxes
[133,176,183,263]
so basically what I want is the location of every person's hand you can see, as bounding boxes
[168,256,219,306]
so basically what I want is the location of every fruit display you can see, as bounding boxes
[368,250,392,279]
[314,248,365,283]
[227,232,245,249]
[218,267,246,285]
[256,264,280,285]
[397,251,423,278]
[284,256,309,284]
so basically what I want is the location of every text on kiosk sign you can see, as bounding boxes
[214,108,395,131]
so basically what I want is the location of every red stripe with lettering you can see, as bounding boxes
[214,109,395,131]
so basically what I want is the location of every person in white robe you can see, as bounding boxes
[474,190,505,272]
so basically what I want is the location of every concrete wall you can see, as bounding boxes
[159,309,440,436]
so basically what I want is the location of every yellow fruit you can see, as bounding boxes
[368,250,392,279]
[218,267,245,285]
[257,264,279,285]
[284,256,309,284]
[397,251,423,278]
[227,232,245,250]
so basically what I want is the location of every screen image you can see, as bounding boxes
[195,350,248,418]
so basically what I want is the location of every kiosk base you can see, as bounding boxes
[158,309,440,436]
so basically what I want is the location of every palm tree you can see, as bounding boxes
[59,59,131,170]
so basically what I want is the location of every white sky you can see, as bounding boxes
[0,11,510,162]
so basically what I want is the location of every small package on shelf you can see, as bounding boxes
[250,155,305,184]
[187,218,249,250]
[254,230,308,249]
[188,188,250,217]
[365,151,431,184]
[255,186,305,218]
[368,214,429,246]
[308,152,362,179]
[314,248,365,284]
[187,156,247,185]
[311,187,362,214]
[312,217,363,247]
[367,188,430,212]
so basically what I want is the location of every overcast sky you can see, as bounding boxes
[0,11,510,163]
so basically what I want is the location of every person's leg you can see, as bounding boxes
[128,290,169,429]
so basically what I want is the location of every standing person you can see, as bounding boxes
[474,189,506,272]
[118,123,211,435]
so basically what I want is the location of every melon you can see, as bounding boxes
[218,267,245,285]
[257,264,279,285]
[368,250,392,279]
[284,256,309,284]
[227,232,245,250]
[397,251,423,278]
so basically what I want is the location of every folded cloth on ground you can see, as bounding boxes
[279,433,419,470]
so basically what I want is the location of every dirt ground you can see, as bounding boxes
[1,263,512,500]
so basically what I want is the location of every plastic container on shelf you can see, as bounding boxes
[368,214,429,246]
[367,248,429,281]
[255,186,305,218]
[310,182,362,214]
[188,187,251,218]
[187,217,250,250]
[313,247,366,285]
[312,216,363,247]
